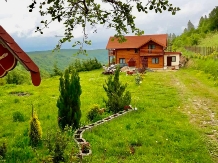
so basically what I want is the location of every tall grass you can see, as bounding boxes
[182,50,218,83]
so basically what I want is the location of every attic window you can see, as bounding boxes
[148,44,155,49]
[135,49,138,53]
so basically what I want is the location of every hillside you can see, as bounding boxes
[198,32,218,47]
[27,49,108,73]
[1,69,218,162]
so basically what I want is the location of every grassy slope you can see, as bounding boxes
[0,69,217,162]
[83,70,213,163]
[0,70,214,162]
[198,32,218,47]
[27,49,108,73]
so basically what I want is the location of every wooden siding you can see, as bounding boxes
[148,56,163,68]
[116,49,140,67]
[140,41,164,56]
[110,41,166,68]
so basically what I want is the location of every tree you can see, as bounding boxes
[103,67,131,113]
[187,20,195,32]
[208,6,218,31]
[52,62,63,76]
[57,68,82,129]
[29,112,42,147]
[27,0,180,51]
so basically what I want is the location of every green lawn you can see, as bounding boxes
[0,69,216,162]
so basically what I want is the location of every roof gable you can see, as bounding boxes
[0,25,41,86]
[106,34,167,49]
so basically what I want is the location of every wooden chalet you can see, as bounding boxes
[106,34,181,70]
[0,25,41,86]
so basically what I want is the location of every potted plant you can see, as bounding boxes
[81,142,90,154]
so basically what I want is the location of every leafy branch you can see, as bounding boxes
[28,0,180,52]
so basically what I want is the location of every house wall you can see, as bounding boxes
[115,49,140,67]
[140,41,164,54]
[164,54,180,68]
[148,56,164,68]
[110,41,168,69]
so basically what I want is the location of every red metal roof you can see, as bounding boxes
[0,25,41,86]
[106,34,168,49]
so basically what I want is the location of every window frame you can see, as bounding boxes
[172,56,176,62]
[119,58,126,64]
[148,44,156,49]
[152,57,159,64]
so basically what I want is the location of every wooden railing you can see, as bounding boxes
[109,50,115,56]
[140,49,163,54]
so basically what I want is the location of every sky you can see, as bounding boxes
[1,0,218,52]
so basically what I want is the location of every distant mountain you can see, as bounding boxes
[27,49,108,73]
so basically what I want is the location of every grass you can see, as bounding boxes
[199,32,218,47]
[82,71,212,162]
[0,69,215,162]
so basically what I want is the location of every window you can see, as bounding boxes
[135,49,138,53]
[152,57,159,64]
[172,56,176,62]
[119,58,125,64]
[148,44,156,49]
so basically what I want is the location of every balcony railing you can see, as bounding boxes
[140,49,163,54]
[109,50,115,56]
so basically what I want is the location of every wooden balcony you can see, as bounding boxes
[140,49,164,56]
[108,50,115,56]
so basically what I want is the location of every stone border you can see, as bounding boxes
[73,108,135,156]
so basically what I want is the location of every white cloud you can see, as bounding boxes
[1,0,218,51]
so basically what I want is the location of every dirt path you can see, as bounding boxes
[167,70,218,162]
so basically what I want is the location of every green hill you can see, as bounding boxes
[27,49,108,73]
[198,32,218,47]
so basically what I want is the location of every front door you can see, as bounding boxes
[167,57,172,66]
[141,57,148,68]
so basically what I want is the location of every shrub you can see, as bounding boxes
[51,62,63,77]
[5,68,29,85]
[53,131,69,163]
[57,68,82,130]
[0,143,7,158]
[135,73,142,85]
[13,111,25,122]
[29,113,42,147]
[70,58,102,72]
[87,105,100,122]
[103,67,131,113]
[0,78,6,86]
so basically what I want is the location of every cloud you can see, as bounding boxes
[1,0,218,51]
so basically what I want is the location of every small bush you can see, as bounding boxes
[29,113,42,147]
[14,98,20,103]
[0,143,7,158]
[70,58,102,72]
[87,105,101,122]
[13,111,25,122]
[103,67,131,113]
[53,131,69,163]
[0,78,6,86]
[5,68,29,85]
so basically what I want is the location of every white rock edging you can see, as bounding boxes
[73,108,135,156]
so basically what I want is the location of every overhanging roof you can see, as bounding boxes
[106,34,167,49]
[0,25,41,86]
